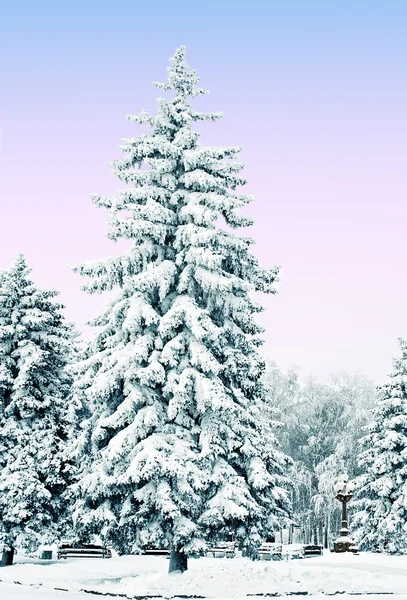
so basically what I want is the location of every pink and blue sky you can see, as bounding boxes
[1,1,406,381]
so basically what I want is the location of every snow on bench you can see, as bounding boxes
[303,544,323,557]
[142,549,170,556]
[258,543,283,561]
[57,544,112,559]
[206,541,236,558]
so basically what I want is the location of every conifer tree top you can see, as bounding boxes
[154,46,207,98]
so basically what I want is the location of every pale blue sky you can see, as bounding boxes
[1,1,407,381]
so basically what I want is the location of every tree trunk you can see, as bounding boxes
[319,522,323,546]
[324,515,329,549]
[1,547,15,567]
[169,549,187,573]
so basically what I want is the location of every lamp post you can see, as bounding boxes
[333,474,358,553]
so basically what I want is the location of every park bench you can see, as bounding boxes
[57,544,112,559]
[303,544,323,557]
[142,548,170,556]
[206,541,236,558]
[258,543,283,561]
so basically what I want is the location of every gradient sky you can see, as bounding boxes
[1,1,407,382]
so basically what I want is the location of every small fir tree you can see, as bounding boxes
[353,339,407,554]
[72,47,290,572]
[0,255,75,565]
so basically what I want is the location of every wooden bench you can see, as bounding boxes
[206,541,236,558]
[258,543,283,561]
[142,549,170,557]
[57,544,112,559]
[303,544,323,557]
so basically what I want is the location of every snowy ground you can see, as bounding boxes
[1,549,407,599]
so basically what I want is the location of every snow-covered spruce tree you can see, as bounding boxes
[0,255,75,565]
[72,47,290,573]
[353,339,407,554]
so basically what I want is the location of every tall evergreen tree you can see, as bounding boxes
[72,47,289,572]
[353,339,407,554]
[0,255,74,565]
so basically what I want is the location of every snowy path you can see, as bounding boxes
[0,581,89,599]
